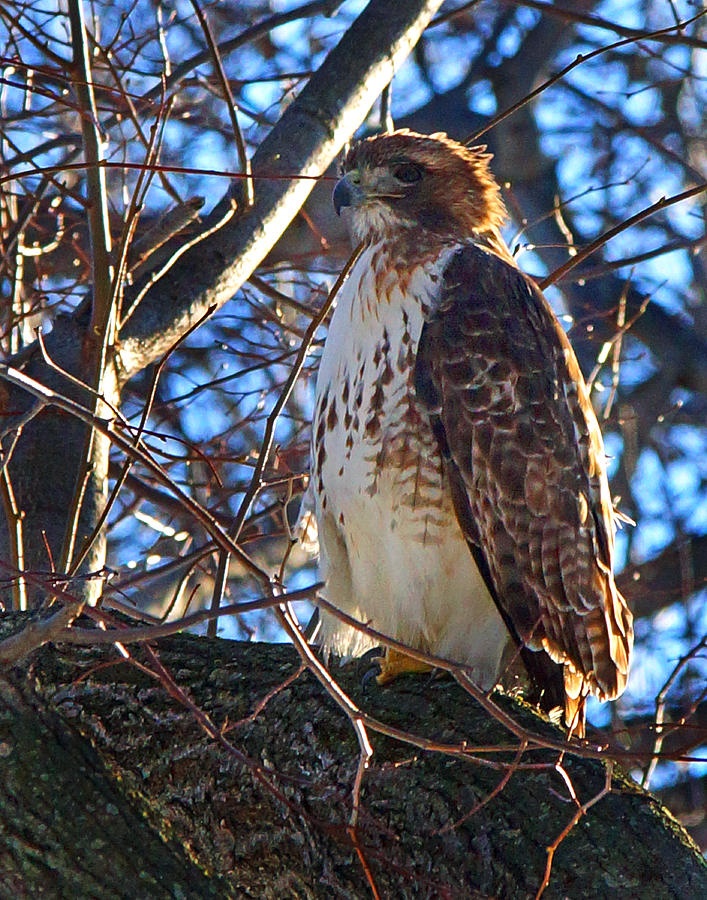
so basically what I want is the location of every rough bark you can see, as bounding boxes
[0,674,227,899]
[2,625,704,899]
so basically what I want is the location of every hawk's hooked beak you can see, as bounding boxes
[333,171,363,216]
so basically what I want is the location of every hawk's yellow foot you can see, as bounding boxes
[376,647,433,685]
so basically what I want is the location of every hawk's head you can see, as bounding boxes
[333,130,507,245]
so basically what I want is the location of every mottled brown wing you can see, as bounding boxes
[414,244,633,708]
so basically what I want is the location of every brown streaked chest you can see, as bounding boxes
[312,242,458,538]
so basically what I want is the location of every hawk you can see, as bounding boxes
[307,130,632,735]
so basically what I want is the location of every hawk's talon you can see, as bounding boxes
[375,647,433,685]
[361,662,383,691]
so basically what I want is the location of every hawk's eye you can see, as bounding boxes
[392,163,423,184]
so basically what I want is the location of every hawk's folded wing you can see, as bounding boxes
[414,244,633,713]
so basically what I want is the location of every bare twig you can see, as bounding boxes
[643,636,707,789]
[379,83,394,133]
[276,600,374,828]
[0,467,27,611]
[53,582,324,645]
[189,0,253,207]
[0,601,80,666]
[0,364,268,586]
[535,762,614,898]
[540,182,707,290]
[208,242,363,636]
[500,0,707,51]
[2,1,344,173]
[312,595,704,765]
[0,399,46,473]
[119,198,238,326]
[433,740,529,834]
[59,0,116,588]
[468,11,707,144]
[554,234,707,283]
[129,198,205,279]
[68,305,217,578]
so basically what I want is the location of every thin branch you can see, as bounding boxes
[0,364,269,587]
[53,582,324,645]
[232,243,362,543]
[0,400,46,474]
[0,467,27,611]
[643,636,707,789]
[66,0,113,341]
[189,0,253,206]
[60,0,116,585]
[500,0,707,51]
[379,83,394,133]
[68,305,217,578]
[540,182,707,289]
[276,600,374,830]
[119,198,238,326]
[117,0,447,380]
[467,11,707,143]
[0,600,80,666]
[433,740,528,834]
[312,595,695,764]
[1,159,330,190]
[129,197,205,279]
[554,234,707,283]
[2,1,344,173]
[208,243,363,635]
[0,6,69,68]
[535,762,613,899]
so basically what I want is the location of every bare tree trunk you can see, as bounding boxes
[0,313,119,607]
[0,668,226,899]
[2,631,704,899]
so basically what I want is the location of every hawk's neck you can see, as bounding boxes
[340,238,458,326]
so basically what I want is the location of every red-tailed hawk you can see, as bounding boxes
[307,130,632,735]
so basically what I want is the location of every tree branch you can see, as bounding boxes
[116,0,445,381]
[3,634,705,898]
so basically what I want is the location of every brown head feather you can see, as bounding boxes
[341,129,507,245]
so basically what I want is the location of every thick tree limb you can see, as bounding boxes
[2,631,705,898]
[0,674,229,899]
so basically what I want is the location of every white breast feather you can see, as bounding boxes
[310,242,509,686]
